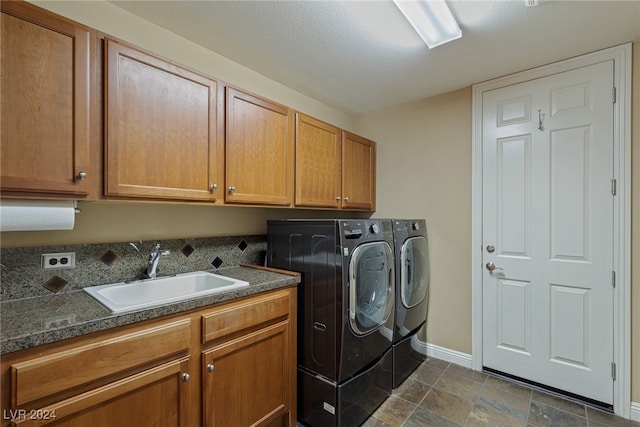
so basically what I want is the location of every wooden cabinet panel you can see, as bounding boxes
[294,116,376,211]
[202,289,290,344]
[0,2,90,196]
[105,39,222,201]
[294,113,341,208]
[203,322,290,427]
[8,358,190,427]
[342,132,376,210]
[11,319,190,407]
[225,88,294,206]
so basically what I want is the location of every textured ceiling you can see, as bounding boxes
[110,0,640,116]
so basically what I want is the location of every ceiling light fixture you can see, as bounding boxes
[393,0,462,48]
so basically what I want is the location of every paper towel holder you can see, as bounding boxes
[0,199,80,232]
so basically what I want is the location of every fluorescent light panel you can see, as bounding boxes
[393,0,462,48]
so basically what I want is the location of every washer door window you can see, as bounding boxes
[349,241,394,336]
[401,236,429,308]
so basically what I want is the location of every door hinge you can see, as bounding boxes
[612,271,616,288]
[611,362,617,380]
[612,87,616,104]
[611,179,617,196]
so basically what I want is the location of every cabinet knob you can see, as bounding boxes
[77,171,87,181]
[182,373,191,382]
[344,196,349,202]
[228,186,236,193]
[209,184,217,191]
[207,363,215,373]
[335,196,341,201]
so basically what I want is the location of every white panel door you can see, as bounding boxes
[482,61,614,404]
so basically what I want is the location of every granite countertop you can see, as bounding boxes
[0,265,300,355]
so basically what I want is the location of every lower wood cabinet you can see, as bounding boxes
[13,358,191,427]
[0,287,297,427]
[203,322,290,427]
[201,288,293,427]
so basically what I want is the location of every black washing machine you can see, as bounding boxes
[267,219,395,427]
[391,219,430,388]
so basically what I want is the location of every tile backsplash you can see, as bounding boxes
[1,235,266,301]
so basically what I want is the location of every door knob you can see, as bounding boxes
[486,262,503,272]
[182,373,190,382]
[207,364,215,373]
[228,186,236,193]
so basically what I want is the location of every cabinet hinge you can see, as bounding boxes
[611,179,617,196]
[611,362,617,380]
[612,87,616,104]
[612,271,616,288]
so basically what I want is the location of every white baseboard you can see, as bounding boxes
[631,401,640,421]
[421,342,473,369]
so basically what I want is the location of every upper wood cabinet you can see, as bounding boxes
[225,87,294,206]
[104,38,223,201]
[0,2,91,196]
[1,2,376,210]
[341,131,376,210]
[295,113,376,211]
[295,113,342,209]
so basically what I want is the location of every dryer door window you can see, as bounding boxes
[400,236,430,308]
[348,241,394,336]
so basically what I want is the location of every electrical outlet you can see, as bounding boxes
[41,252,76,270]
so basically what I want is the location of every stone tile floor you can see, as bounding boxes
[363,357,640,427]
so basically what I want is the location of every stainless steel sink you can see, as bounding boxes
[84,271,249,313]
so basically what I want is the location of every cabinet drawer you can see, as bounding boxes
[202,289,290,344]
[10,357,190,427]
[11,319,191,407]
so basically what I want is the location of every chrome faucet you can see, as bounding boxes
[146,243,170,279]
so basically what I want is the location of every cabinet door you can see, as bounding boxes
[225,88,294,206]
[203,321,291,427]
[0,2,90,196]
[6,358,191,427]
[294,113,341,208]
[342,132,376,211]
[105,39,222,201]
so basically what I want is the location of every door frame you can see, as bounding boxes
[471,43,632,417]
